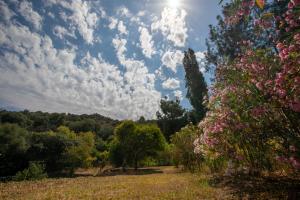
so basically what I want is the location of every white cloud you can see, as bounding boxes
[151,7,188,47]
[108,17,118,30]
[195,51,206,73]
[112,36,161,119]
[48,12,55,18]
[162,78,180,90]
[46,0,99,44]
[174,90,183,100]
[161,50,184,72]
[195,51,205,60]
[117,7,131,18]
[137,11,146,17]
[118,21,128,35]
[53,25,75,39]
[18,1,43,30]
[139,27,155,58]
[0,18,160,120]
[115,6,142,25]
[0,1,15,23]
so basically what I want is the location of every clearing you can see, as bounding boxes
[0,166,230,200]
[1,166,299,199]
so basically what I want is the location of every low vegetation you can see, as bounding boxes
[0,167,232,200]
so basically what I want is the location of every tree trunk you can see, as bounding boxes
[122,159,127,172]
[134,159,138,171]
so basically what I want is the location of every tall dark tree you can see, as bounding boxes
[183,48,208,122]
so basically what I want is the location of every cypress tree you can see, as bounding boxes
[183,48,208,122]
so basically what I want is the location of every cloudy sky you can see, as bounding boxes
[0,0,224,120]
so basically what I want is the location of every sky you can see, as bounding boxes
[0,0,224,120]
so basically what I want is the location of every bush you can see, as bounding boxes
[14,162,47,181]
[171,124,203,172]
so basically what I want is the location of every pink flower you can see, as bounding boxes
[277,89,287,98]
[251,106,266,117]
[294,77,300,85]
[288,2,294,9]
[276,43,285,49]
[289,101,300,112]
[255,82,263,90]
[289,145,297,152]
[289,156,300,169]
[236,155,244,161]
[276,156,288,162]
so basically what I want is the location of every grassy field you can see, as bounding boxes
[0,166,232,200]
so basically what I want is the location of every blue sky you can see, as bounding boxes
[0,0,224,120]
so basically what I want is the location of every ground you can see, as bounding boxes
[1,166,299,200]
[0,166,232,200]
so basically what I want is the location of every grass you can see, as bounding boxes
[3,166,298,199]
[0,166,232,200]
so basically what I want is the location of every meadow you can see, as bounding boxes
[0,167,232,200]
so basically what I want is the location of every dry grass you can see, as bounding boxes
[0,166,232,200]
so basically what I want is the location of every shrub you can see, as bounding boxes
[14,162,47,181]
[171,124,203,172]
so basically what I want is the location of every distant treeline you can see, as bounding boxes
[0,109,118,136]
[0,109,120,179]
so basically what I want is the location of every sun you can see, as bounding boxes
[168,0,181,8]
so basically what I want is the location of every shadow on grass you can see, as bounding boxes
[98,167,164,177]
[209,174,300,199]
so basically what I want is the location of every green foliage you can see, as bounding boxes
[66,119,97,133]
[27,128,76,173]
[183,49,208,122]
[155,143,174,166]
[26,126,97,176]
[0,111,32,128]
[109,138,125,167]
[171,124,203,172]
[14,162,47,181]
[0,110,118,136]
[156,98,188,141]
[204,157,227,174]
[0,123,30,176]
[93,150,109,172]
[63,131,96,174]
[0,110,117,178]
[110,121,167,170]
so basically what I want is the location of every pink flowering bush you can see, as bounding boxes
[195,0,300,174]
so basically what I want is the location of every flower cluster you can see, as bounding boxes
[195,0,300,173]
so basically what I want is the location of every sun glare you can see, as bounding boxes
[168,0,181,8]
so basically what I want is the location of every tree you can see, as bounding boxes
[0,111,32,128]
[205,1,289,72]
[156,98,187,140]
[0,124,30,176]
[110,121,166,170]
[28,126,96,175]
[63,131,96,175]
[27,128,76,173]
[183,48,208,122]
